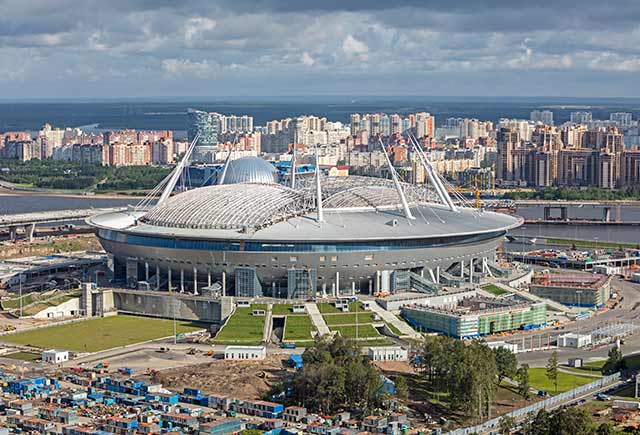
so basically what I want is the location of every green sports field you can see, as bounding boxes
[1,316,204,352]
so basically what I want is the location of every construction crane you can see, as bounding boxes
[446,175,482,209]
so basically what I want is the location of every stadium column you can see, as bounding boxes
[207,271,211,287]
[145,262,149,282]
[193,266,198,295]
[460,260,465,278]
[375,270,381,293]
[168,267,172,291]
[469,258,474,283]
[335,271,340,297]
[351,281,356,296]
[436,266,440,284]
[222,271,226,296]
[156,265,160,290]
[180,269,184,293]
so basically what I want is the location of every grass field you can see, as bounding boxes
[385,322,404,336]
[528,367,595,394]
[4,351,41,362]
[272,304,297,315]
[317,302,361,313]
[2,316,204,352]
[1,293,35,310]
[283,315,316,341]
[482,284,508,296]
[332,324,381,339]
[213,305,266,344]
[322,313,378,326]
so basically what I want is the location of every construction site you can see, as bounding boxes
[530,272,611,308]
[400,295,547,338]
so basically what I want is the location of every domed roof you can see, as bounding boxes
[222,156,278,185]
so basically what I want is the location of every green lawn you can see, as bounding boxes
[213,305,266,344]
[528,367,595,394]
[283,315,316,341]
[2,293,35,310]
[4,351,41,362]
[23,293,81,316]
[317,302,362,314]
[332,324,381,339]
[272,304,308,316]
[482,284,509,296]
[1,316,204,352]
[385,322,404,336]
[322,313,378,326]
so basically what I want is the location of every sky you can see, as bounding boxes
[2,0,640,99]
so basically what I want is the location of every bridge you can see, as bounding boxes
[0,208,123,241]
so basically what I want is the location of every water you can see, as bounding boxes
[0,194,139,214]
[3,96,640,131]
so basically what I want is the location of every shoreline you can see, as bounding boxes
[0,188,146,200]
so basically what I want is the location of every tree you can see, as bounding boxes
[596,422,614,435]
[394,375,409,401]
[499,415,516,434]
[516,364,530,399]
[546,351,559,393]
[290,335,383,414]
[494,347,518,385]
[549,407,594,435]
[603,345,626,375]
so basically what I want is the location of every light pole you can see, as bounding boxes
[576,290,582,335]
[18,274,23,318]
[521,227,527,264]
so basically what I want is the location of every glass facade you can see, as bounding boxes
[98,229,504,253]
[234,267,263,298]
[187,109,219,162]
[287,268,317,299]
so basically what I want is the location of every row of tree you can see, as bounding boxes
[500,407,616,435]
[0,158,171,191]
[416,336,531,418]
[504,186,640,201]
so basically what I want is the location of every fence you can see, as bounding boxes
[447,372,621,435]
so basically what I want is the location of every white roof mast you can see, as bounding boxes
[157,133,200,206]
[378,138,415,220]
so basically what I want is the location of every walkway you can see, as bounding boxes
[305,303,331,336]
[262,304,273,344]
[368,302,422,339]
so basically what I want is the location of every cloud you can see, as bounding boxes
[0,0,638,97]
[161,58,216,78]
[342,35,369,61]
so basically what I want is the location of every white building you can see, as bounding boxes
[487,341,519,354]
[558,333,592,348]
[368,346,408,362]
[42,349,69,364]
[224,345,266,361]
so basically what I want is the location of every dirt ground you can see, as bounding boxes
[156,354,293,400]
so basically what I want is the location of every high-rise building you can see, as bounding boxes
[530,110,554,126]
[187,108,220,162]
[570,112,592,124]
[610,112,633,128]
[496,126,519,183]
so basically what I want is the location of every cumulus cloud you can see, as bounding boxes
[342,35,369,61]
[0,0,638,97]
[161,58,216,78]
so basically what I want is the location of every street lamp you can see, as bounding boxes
[576,290,583,335]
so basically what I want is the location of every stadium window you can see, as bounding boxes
[331,256,338,262]
[364,255,373,261]
[289,256,298,262]
[272,257,277,262]
[319,256,326,262]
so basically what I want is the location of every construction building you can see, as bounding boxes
[401,296,546,339]
[529,273,611,308]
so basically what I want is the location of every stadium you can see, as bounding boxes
[88,139,522,299]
